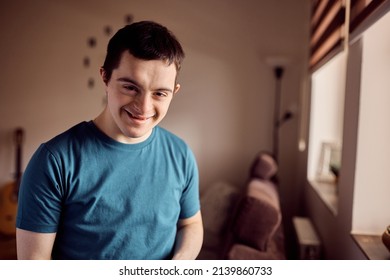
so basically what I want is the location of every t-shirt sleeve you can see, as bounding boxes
[16,144,64,233]
[179,148,200,219]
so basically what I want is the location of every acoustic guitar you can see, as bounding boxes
[0,128,24,236]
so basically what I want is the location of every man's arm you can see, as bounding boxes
[172,210,203,260]
[16,228,56,260]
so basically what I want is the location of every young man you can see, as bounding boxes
[16,21,203,260]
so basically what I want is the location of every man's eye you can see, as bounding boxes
[155,92,167,97]
[123,85,137,91]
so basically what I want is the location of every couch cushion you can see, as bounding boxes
[201,181,240,236]
[232,179,281,251]
[250,152,278,180]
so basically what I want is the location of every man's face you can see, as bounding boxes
[101,51,180,144]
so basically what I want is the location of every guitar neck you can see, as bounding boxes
[13,128,24,196]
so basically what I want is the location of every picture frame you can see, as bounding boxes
[316,142,341,183]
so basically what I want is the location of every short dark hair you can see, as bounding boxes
[102,21,185,82]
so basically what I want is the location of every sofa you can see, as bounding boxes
[198,151,285,260]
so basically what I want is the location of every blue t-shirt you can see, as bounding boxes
[16,121,200,259]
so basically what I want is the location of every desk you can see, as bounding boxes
[0,234,17,259]
[352,234,390,260]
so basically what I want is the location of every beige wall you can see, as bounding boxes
[0,0,309,191]
[353,11,390,234]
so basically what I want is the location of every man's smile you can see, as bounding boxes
[123,108,155,123]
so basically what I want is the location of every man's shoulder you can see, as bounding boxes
[155,126,188,148]
[44,121,91,152]
[154,126,197,164]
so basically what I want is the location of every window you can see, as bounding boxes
[307,50,347,215]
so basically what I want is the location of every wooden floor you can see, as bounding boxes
[0,234,17,260]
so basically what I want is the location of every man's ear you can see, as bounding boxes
[173,84,181,95]
[100,67,108,85]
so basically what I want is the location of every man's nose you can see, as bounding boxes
[134,93,153,114]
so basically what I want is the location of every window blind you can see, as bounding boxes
[310,0,347,71]
[349,0,390,41]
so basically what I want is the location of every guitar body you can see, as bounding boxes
[0,128,24,236]
[0,181,18,235]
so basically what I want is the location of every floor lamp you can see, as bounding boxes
[271,65,294,163]
[266,56,293,163]
[273,66,284,163]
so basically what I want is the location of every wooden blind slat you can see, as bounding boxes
[350,0,387,33]
[311,2,345,48]
[309,0,346,70]
[312,0,322,14]
[350,0,370,20]
[310,26,344,68]
[311,0,331,28]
